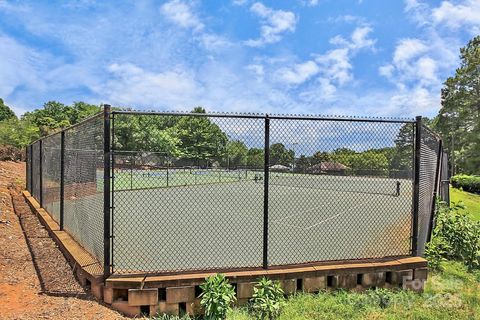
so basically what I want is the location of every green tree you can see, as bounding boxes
[269,143,294,167]
[114,114,181,155]
[0,99,16,121]
[22,101,101,136]
[295,155,312,172]
[0,118,40,148]
[175,107,228,166]
[225,140,248,168]
[391,124,414,173]
[247,148,264,169]
[311,151,331,165]
[433,36,480,174]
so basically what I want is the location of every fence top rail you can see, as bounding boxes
[112,110,416,124]
[28,112,103,146]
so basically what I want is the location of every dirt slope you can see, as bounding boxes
[0,161,127,320]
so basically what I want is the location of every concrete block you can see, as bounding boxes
[186,298,203,316]
[280,279,297,295]
[159,301,180,316]
[414,268,428,281]
[237,282,256,299]
[404,279,425,293]
[237,298,250,306]
[150,304,158,316]
[376,272,386,287]
[91,281,103,300]
[128,288,158,306]
[390,270,413,286]
[361,273,377,288]
[112,301,140,317]
[338,274,357,289]
[104,287,113,304]
[303,276,326,293]
[166,286,195,304]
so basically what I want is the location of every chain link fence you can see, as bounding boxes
[26,106,448,277]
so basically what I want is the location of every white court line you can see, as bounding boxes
[271,200,368,231]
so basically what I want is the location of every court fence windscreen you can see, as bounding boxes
[25,106,449,277]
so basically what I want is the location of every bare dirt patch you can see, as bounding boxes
[0,161,128,320]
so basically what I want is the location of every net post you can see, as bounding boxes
[427,139,442,243]
[103,104,112,278]
[39,139,43,207]
[263,114,270,269]
[60,130,65,231]
[412,116,422,256]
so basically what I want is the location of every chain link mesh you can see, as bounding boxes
[26,145,31,193]
[417,125,440,256]
[26,110,445,276]
[64,115,104,262]
[31,141,41,202]
[111,113,416,274]
[42,133,62,222]
[268,119,413,265]
[439,151,450,204]
[112,114,265,273]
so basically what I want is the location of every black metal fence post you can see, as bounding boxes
[103,104,112,278]
[412,116,422,256]
[25,146,28,191]
[263,115,270,269]
[427,139,443,242]
[39,139,43,207]
[60,130,65,230]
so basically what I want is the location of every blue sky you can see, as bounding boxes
[0,0,479,117]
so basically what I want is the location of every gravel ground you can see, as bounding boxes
[0,161,129,320]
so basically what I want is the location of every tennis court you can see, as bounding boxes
[26,108,445,277]
[111,171,413,273]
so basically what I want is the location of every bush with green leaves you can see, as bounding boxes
[425,235,450,271]
[249,277,286,320]
[451,175,480,194]
[427,201,480,270]
[200,274,236,320]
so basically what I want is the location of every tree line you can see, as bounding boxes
[431,36,480,175]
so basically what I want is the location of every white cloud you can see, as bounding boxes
[160,0,204,32]
[232,0,249,5]
[273,26,375,88]
[245,2,297,47]
[329,26,376,51]
[301,0,319,6]
[245,64,265,78]
[380,38,439,86]
[432,0,480,33]
[104,63,201,107]
[393,38,428,64]
[276,60,320,84]
[315,48,353,85]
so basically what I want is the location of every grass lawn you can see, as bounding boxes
[450,186,480,221]
[223,262,480,320]
[151,262,480,320]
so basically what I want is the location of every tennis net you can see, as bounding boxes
[268,173,408,196]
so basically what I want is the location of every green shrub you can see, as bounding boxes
[249,277,285,320]
[425,236,450,271]
[451,175,480,194]
[200,274,236,320]
[431,202,480,270]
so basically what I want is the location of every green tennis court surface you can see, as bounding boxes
[107,172,413,273]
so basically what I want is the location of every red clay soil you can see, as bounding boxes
[0,161,128,320]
